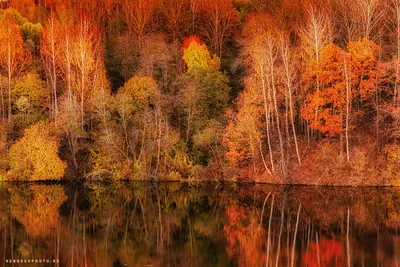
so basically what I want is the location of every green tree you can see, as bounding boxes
[181,36,231,165]
[181,36,230,125]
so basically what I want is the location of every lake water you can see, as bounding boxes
[0,182,399,266]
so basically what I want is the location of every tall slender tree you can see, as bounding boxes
[201,0,240,57]
[41,12,62,121]
[0,11,29,124]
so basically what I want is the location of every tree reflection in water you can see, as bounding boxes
[0,182,398,266]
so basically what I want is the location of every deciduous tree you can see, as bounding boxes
[200,0,240,57]
[41,12,63,121]
[12,73,49,128]
[9,121,66,180]
[122,0,159,52]
[301,39,379,160]
[301,44,348,137]
[0,10,30,124]
[182,36,230,120]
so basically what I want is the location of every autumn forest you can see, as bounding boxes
[0,0,399,185]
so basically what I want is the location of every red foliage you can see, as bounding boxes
[223,204,267,266]
[182,35,203,50]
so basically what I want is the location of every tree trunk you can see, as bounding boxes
[281,41,302,165]
[268,46,286,177]
[344,59,350,162]
[0,79,4,122]
[7,37,12,125]
[266,194,274,267]
[259,63,275,172]
[291,203,301,267]
[50,15,58,121]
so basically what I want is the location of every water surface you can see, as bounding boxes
[0,182,399,266]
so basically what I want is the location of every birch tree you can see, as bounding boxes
[280,37,302,165]
[201,0,240,57]
[391,0,400,105]
[122,0,159,52]
[41,12,62,121]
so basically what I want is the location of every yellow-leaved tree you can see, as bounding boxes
[117,75,159,112]
[9,121,66,180]
[180,36,231,165]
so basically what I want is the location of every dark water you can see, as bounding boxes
[0,182,399,266]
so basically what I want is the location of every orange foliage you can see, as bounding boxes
[199,0,240,56]
[9,0,36,22]
[0,10,30,79]
[301,39,379,136]
[223,111,249,166]
[347,39,379,100]
[223,79,264,167]
[301,44,348,136]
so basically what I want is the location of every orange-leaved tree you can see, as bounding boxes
[302,39,380,135]
[200,0,240,57]
[222,76,265,171]
[347,38,379,101]
[302,43,349,136]
[0,9,31,124]
[302,39,379,161]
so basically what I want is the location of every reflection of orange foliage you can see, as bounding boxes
[224,205,266,267]
[224,205,246,256]
[302,238,344,267]
[11,185,67,237]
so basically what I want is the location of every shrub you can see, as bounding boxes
[384,144,400,185]
[9,122,66,180]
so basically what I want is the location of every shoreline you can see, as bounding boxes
[0,178,398,187]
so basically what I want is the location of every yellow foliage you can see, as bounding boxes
[182,38,220,75]
[118,75,159,110]
[384,144,400,184]
[12,73,49,113]
[9,121,66,180]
